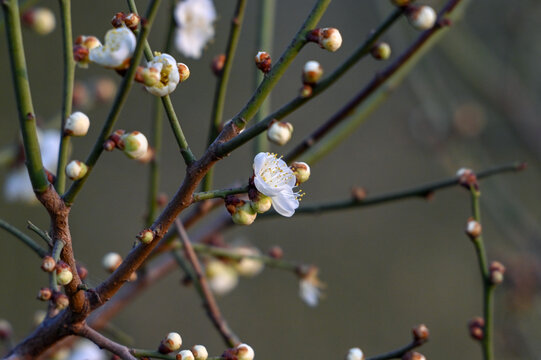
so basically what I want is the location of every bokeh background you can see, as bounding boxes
[1,0,541,359]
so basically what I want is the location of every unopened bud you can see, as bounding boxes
[310,27,342,52]
[211,54,226,76]
[159,332,182,353]
[267,121,293,145]
[192,345,208,360]
[346,347,364,360]
[0,320,12,340]
[231,202,257,226]
[402,352,426,360]
[176,350,194,360]
[456,167,478,189]
[37,287,52,301]
[41,256,56,272]
[121,131,149,159]
[22,8,56,35]
[102,252,122,273]
[268,246,283,259]
[111,12,126,28]
[137,229,155,244]
[123,13,141,31]
[54,293,69,310]
[351,186,367,202]
[468,317,484,341]
[65,112,90,136]
[300,84,313,98]
[235,343,254,360]
[178,63,190,82]
[412,324,429,342]
[290,162,310,184]
[489,261,505,285]
[73,36,101,68]
[302,60,323,84]
[255,51,271,73]
[407,6,437,31]
[65,160,88,181]
[77,264,88,280]
[371,42,391,60]
[466,218,482,239]
[251,194,272,214]
[56,262,73,286]
[233,246,264,277]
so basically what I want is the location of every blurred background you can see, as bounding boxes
[1,0,540,359]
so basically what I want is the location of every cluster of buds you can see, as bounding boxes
[22,7,56,35]
[255,51,272,73]
[157,332,209,360]
[73,35,102,68]
[102,252,137,281]
[267,120,293,146]
[468,316,485,341]
[111,12,141,31]
[346,347,364,360]
[222,343,255,360]
[103,129,150,160]
[402,352,426,360]
[371,42,392,60]
[489,261,506,285]
[465,217,482,240]
[66,160,88,181]
[308,27,343,52]
[211,54,226,76]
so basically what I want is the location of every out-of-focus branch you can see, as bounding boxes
[0,219,48,258]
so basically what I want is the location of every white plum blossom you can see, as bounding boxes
[144,53,181,97]
[89,26,136,69]
[174,0,217,59]
[67,339,106,360]
[346,347,365,360]
[3,129,60,203]
[298,267,324,307]
[206,260,239,296]
[253,152,301,217]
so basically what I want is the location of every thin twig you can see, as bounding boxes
[192,186,249,202]
[366,340,425,360]
[74,324,136,360]
[174,219,240,347]
[27,221,53,247]
[0,219,48,258]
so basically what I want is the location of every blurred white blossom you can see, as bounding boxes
[67,339,106,360]
[174,0,216,59]
[89,26,136,69]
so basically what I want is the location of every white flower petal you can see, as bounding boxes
[299,279,320,307]
[270,189,298,217]
[144,53,181,97]
[89,26,136,68]
[174,0,216,59]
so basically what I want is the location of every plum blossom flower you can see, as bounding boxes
[89,26,136,69]
[253,152,301,217]
[174,0,216,59]
[3,129,60,203]
[298,266,325,307]
[206,260,239,296]
[143,53,181,97]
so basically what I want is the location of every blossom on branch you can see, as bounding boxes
[174,0,217,59]
[89,26,136,69]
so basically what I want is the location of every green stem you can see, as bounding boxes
[2,0,49,193]
[203,0,248,192]
[26,221,53,247]
[192,186,248,202]
[0,219,48,258]
[54,0,75,194]
[252,0,275,154]
[62,0,162,205]
[469,186,493,360]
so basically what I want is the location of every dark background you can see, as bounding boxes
[1,0,540,359]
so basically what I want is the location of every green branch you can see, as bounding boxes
[27,220,53,247]
[0,219,48,258]
[192,186,248,202]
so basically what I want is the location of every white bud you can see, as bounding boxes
[303,61,323,84]
[65,160,88,180]
[236,343,255,360]
[121,131,148,159]
[346,347,365,360]
[176,350,194,360]
[191,345,208,360]
[56,267,73,286]
[65,112,90,136]
[23,8,56,35]
[290,162,310,184]
[102,252,122,273]
[267,121,293,146]
[318,28,342,52]
[206,260,239,296]
[161,332,182,352]
[466,219,482,238]
[233,246,264,278]
[408,6,437,30]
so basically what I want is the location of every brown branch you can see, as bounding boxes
[73,324,136,360]
[175,219,240,347]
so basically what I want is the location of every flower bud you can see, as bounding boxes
[407,6,437,31]
[33,310,46,326]
[267,246,283,259]
[267,121,293,146]
[56,263,73,286]
[412,324,429,342]
[251,194,272,214]
[255,51,271,73]
[300,84,313,98]
[74,36,102,68]
[211,54,226,76]
[65,112,90,136]
[0,320,13,340]
[371,42,391,60]
[176,350,194,360]
[22,8,56,35]
[54,293,69,310]
[121,131,149,159]
[137,229,155,244]
[159,332,182,353]
[123,13,141,31]
[77,264,88,280]
[310,27,342,52]
[192,345,208,360]
[206,260,239,296]
[41,256,56,272]
[37,287,52,301]
[111,12,126,28]
[402,352,426,360]
[302,61,323,84]
[390,0,412,6]
[178,63,190,83]
[231,202,257,226]
[489,261,505,285]
[466,218,482,239]
[468,317,484,341]
[290,162,310,184]
[233,246,264,277]
[65,160,88,181]
[346,347,364,360]
[235,343,254,360]
[102,252,122,273]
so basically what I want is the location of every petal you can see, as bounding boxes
[252,152,268,174]
[253,174,283,197]
[271,189,299,217]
